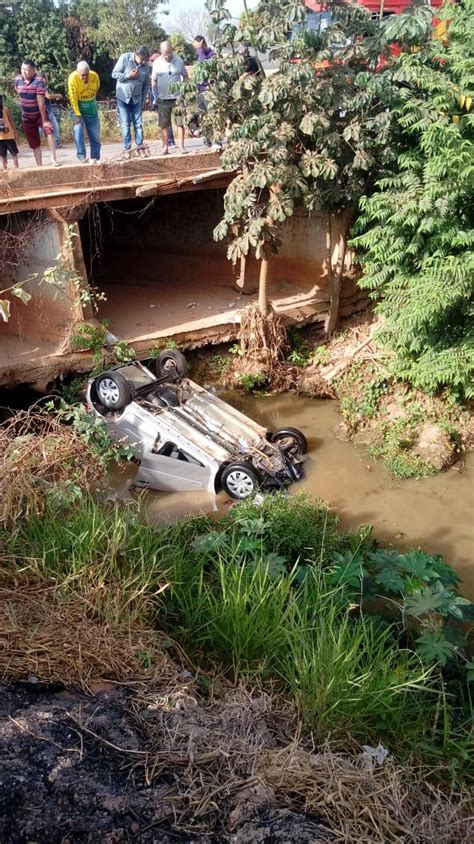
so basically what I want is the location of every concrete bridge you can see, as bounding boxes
[0,153,366,389]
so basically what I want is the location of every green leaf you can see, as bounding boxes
[406,585,445,617]
[374,567,406,594]
[264,552,287,579]
[395,550,437,582]
[299,113,317,136]
[328,552,366,588]
[415,629,455,667]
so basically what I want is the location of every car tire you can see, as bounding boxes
[271,427,307,456]
[94,371,132,411]
[155,349,188,378]
[221,462,260,500]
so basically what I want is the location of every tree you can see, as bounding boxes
[170,9,213,42]
[352,1,474,398]
[187,0,400,345]
[169,33,197,66]
[1,0,72,93]
[94,0,167,57]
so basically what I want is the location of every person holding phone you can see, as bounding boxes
[112,46,150,157]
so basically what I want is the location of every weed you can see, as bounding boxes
[71,320,110,372]
[113,341,136,364]
[239,372,267,393]
[369,420,435,479]
[147,338,181,359]
[313,344,330,365]
[56,377,86,404]
[286,327,314,367]
[212,353,231,375]
[57,403,137,467]
[340,370,390,425]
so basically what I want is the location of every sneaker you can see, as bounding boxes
[79,157,89,164]
[210,143,222,151]
[89,158,99,165]
[51,160,61,167]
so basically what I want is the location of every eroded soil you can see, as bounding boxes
[0,682,332,844]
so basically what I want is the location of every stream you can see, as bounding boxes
[113,393,474,600]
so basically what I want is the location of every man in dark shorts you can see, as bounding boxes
[14,59,59,166]
[0,95,19,169]
[151,41,188,155]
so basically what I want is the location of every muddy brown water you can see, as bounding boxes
[112,394,474,600]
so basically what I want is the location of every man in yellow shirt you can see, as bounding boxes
[68,61,101,163]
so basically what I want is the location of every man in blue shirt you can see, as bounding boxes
[112,46,150,156]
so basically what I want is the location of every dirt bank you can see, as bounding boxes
[2,677,472,844]
[0,681,344,843]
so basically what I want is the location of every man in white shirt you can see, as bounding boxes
[151,41,188,155]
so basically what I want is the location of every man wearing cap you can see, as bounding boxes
[112,46,150,156]
[68,61,101,163]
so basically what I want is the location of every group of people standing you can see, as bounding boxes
[0,35,218,169]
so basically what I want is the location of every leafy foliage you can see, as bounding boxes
[0,0,168,97]
[192,0,399,266]
[352,1,474,398]
[0,0,71,93]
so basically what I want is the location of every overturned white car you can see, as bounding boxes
[86,350,307,500]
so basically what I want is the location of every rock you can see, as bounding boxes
[414,424,454,471]
[333,421,352,442]
[228,783,277,830]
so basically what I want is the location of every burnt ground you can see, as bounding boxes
[0,681,332,844]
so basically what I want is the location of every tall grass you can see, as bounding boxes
[3,494,439,751]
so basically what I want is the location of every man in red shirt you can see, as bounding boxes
[14,58,59,166]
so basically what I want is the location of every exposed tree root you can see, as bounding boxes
[240,301,288,370]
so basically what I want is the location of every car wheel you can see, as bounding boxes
[271,427,307,456]
[94,371,132,411]
[221,462,260,500]
[155,349,188,378]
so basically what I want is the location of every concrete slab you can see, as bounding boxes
[95,253,330,345]
[0,144,224,214]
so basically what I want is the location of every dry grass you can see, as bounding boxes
[0,409,102,529]
[126,680,473,841]
[0,570,471,840]
[262,746,474,843]
[0,575,175,692]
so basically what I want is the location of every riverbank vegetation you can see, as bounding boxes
[182,0,473,469]
[197,314,471,479]
[2,410,473,782]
